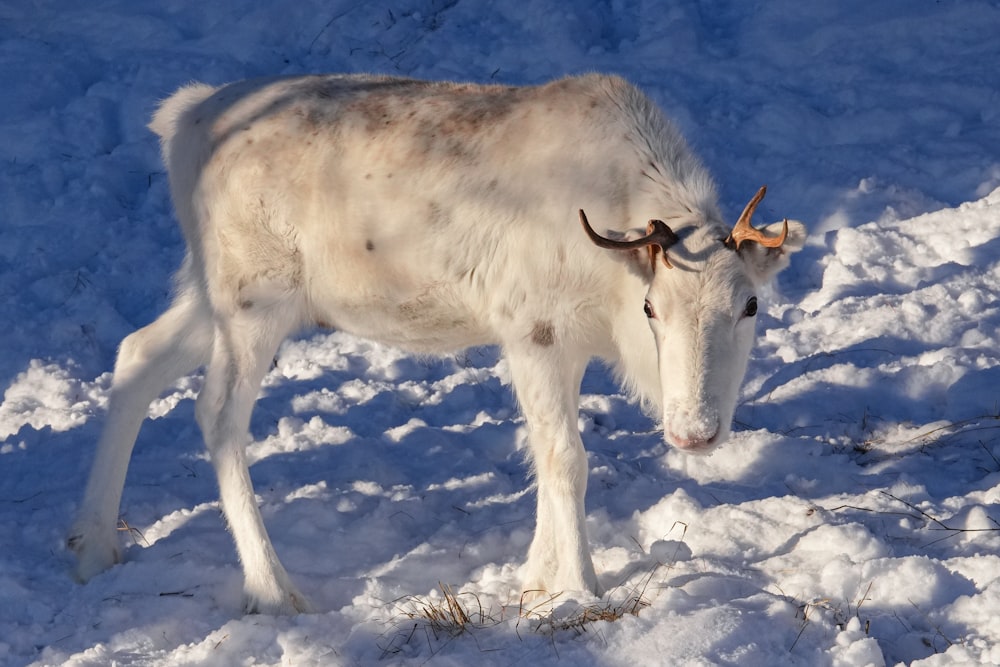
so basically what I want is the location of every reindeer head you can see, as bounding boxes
[581,186,806,453]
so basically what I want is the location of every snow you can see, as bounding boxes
[2,1,999,665]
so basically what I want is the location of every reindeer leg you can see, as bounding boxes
[70,286,212,581]
[506,340,599,599]
[195,300,311,614]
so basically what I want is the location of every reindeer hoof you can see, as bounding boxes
[244,585,313,615]
[68,529,122,583]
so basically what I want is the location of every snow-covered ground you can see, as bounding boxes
[2,1,999,665]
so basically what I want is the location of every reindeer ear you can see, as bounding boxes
[739,219,807,283]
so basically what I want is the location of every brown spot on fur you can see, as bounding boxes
[530,321,555,347]
[427,202,452,228]
[365,240,375,251]
[312,86,334,100]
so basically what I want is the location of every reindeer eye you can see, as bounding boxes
[744,296,758,318]
[643,300,655,319]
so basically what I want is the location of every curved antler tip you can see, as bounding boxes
[776,217,789,243]
[728,187,788,250]
[647,218,680,245]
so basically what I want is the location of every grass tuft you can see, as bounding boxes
[528,589,651,635]
[378,525,689,656]
[378,583,507,659]
[399,583,494,635]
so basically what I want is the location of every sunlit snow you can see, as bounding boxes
[2,1,999,665]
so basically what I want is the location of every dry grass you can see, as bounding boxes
[377,525,689,657]
[378,583,508,659]
[522,563,661,636]
[527,591,650,635]
[117,518,149,546]
[398,583,498,635]
[785,580,874,652]
[378,578,659,659]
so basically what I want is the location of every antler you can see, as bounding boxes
[579,209,680,269]
[725,185,788,250]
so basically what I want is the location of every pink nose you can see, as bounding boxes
[667,425,719,452]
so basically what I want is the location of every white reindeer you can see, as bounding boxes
[68,73,805,614]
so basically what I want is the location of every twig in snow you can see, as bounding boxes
[117,518,149,546]
[898,414,1000,449]
[825,493,1000,547]
[2,491,43,504]
[978,438,1000,471]
[908,599,954,652]
[879,491,1000,547]
[789,597,831,652]
[307,2,374,52]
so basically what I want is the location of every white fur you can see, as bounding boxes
[68,73,806,613]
